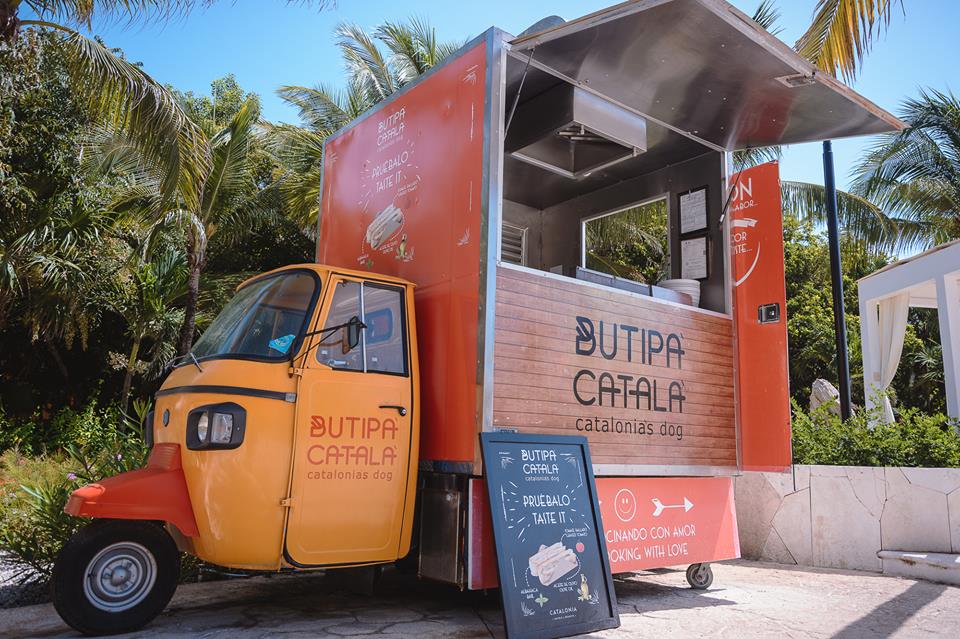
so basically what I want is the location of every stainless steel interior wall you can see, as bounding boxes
[532,151,727,313]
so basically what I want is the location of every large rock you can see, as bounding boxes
[809,378,841,415]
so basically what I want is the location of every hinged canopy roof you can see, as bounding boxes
[509,0,904,152]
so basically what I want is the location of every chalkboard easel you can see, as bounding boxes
[480,432,619,639]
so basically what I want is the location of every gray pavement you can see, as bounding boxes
[0,560,958,638]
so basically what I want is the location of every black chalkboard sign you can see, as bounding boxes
[480,432,619,639]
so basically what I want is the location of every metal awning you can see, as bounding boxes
[508,0,904,152]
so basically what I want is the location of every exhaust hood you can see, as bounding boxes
[505,83,648,179]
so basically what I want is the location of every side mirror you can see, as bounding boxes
[342,315,363,354]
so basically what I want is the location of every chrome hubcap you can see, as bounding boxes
[83,542,157,612]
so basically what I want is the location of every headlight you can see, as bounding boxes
[186,403,246,450]
[210,412,234,444]
[196,413,209,442]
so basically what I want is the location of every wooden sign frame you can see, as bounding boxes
[480,432,619,639]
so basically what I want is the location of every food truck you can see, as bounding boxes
[52,0,903,634]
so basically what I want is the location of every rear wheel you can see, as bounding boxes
[52,520,179,636]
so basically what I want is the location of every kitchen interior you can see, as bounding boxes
[497,58,728,314]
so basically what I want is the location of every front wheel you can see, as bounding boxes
[52,520,180,636]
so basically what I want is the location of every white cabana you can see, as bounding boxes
[858,240,960,424]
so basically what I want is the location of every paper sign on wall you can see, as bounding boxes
[681,237,708,280]
[679,188,708,233]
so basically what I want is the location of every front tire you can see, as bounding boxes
[52,520,179,636]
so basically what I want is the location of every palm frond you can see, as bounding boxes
[375,17,466,84]
[733,145,782,170]
[335,21,398,104]
[24,1,209,30]
[262,122,325,172]
[275,82,370,135]
[200,98,257,223]
[376,18,434,82]
[23,1,335,30]
[277,165,323,228]
[794,0,900,82]
[851,89,960,250]
[214,184,286,247]
[63,30,210,209]
[751,0,782,36]
[781,180,897,248]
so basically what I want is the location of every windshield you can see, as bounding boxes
[190,271,318,362]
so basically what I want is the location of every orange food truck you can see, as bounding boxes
[51,0,903,634]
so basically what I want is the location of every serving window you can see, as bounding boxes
[497,60,729,314]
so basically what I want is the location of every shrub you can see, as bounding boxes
[792,399,960,468]
[0,402,149,579]
[0,395,125,455]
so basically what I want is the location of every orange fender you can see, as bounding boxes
[64,443,199,537]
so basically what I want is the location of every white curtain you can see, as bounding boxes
[876,293,910,423]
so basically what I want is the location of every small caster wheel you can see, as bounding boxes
[685,563,713,590]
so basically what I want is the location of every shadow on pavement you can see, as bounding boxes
[613,576,738,614]
[832,580,948,639]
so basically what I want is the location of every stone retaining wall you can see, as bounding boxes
[735,465,960,572]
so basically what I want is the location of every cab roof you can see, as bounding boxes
[238,264,415,291]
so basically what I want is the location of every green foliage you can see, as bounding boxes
[0,394,126,455]
[0,451,78,576]
[174,74,261,135]
[792,399,960,468]
[852,89,960,252]
[781,215,944,414]
[584,199,670,284]
[0,29,116,347]
[0,401,149,577]
[270,17,464,226]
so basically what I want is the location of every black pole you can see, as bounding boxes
[822,140,852,420]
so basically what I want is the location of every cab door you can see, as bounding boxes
[284,275,417,567]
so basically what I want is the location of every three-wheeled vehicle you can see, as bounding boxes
[52,0,903,634]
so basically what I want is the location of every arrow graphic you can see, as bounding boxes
[651,497,693,517]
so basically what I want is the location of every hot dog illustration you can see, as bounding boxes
[365,204,404,249]
[529,542,578,587]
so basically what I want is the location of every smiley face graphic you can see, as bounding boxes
[614,488,637,523]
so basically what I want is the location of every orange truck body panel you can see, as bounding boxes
[730,162,792,471]
[317,42,487,465]
[64,443,199,537]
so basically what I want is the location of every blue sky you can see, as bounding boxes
[32,0,960,190]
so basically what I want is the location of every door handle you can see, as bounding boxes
[379,404,407,416]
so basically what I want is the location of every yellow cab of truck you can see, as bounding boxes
[50,0,904,635]
[54,265,421,635]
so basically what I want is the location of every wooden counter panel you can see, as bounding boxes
[492,266,737,471]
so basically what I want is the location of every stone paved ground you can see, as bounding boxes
[1,560,958,638]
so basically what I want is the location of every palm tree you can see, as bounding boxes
[731,1,912,252]
[794,0,901,83]
[0,206,116,378]
[4,1,215,209]
[849,89,960,251]
[4,2,335,211]
[90,99,269,355]
[269,18,466,227]
[115,248,187,410]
